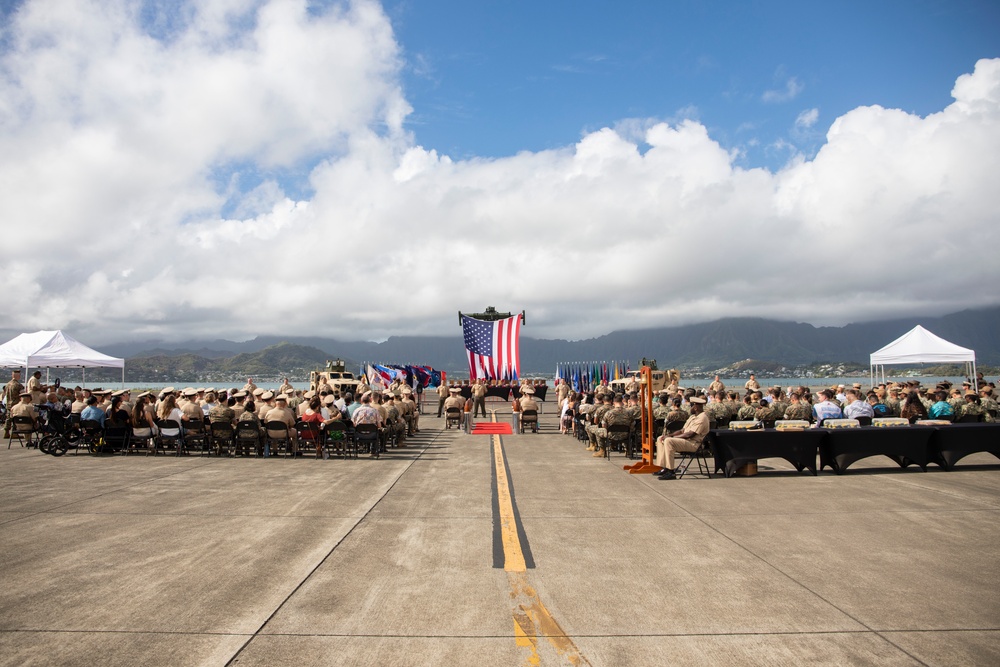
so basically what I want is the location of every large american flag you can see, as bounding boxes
[462,314,521,380]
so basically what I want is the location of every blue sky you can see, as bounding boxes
[386,0,999,168]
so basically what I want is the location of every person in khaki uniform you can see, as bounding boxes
[555,379,571,406]
[437,382,450,417]
[257,392,276,420]
[70,389,87,415]
[10,392,39,431]
[3,370,24,437]
[654,397,710,479]
[264,395,298,452]
[180,389,203,422]
[400,391,418,434]
[708,375,725,394]
[27,371,46,405]
[443,387,465,427]
[471,380,488,418]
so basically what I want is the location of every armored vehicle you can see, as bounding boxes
[309,359,362,396]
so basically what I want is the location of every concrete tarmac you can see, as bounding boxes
[1,410,999,666]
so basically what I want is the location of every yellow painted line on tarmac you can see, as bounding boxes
[493,430,527,573]
[490,411,591,665]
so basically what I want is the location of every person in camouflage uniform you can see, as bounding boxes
[782,392,812,421]
[3,370,24,438]
[957,392,986,422]
[737,394,759,421]
[884,388,901,417]
[208,396,237,425]
[665,397,688,424]
[651,394,672,417]
[595,394,632,457]
[768,387,788,419]
[754,399,781,423]
[384,394,406,445]
[947,388,967,415]
[978,387,997,423]
[704,391,729,426]
[918,388,934,411]
[586,394,613,451]
[723,391,741,419]
[623,393,642,436]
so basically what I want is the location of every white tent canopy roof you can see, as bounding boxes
[0,330,124,369]
[869,325,975,365]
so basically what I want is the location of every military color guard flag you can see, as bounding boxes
[462,314,521,380]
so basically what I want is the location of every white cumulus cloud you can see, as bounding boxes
[0,1,998,346]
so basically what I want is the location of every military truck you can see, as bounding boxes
[309,359,362,396]
[609,368,679,394]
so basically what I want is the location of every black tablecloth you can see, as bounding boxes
[707,423,1000,478]
[930,422,1000,470]
[708,429,826,477]
[820,426,937,473]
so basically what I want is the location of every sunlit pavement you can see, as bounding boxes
[1,409,999,666]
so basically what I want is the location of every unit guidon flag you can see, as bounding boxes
[462,314,521,380]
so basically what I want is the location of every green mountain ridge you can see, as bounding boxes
[86,306,1000,381]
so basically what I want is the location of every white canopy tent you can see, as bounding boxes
[0,330,124,387]
[869,325,976,389]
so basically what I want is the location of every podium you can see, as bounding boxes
[623,367,662,474]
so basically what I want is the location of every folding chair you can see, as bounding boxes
[665,420,686,435]
[354,423,380,458]
[156,419,183,456]
[210,421,236,456]
[8,416,39,448]
[183,418,208,455]
[265,421,293,458]
[77,419,105,455]
[234,422,262,457]
[324,421,353,459]
[103,425,131,454]
[519,409,538,434]
[676,441,713,479]
[128,427,156,456]
[604,423,631,458]
[445,407,462,429]
[296,421,323,458]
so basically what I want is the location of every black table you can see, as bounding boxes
[819,426,937,474]
[708,429,825,477]
[930,422,1000,470]
[512,385,548,401]
[455,385,549,401]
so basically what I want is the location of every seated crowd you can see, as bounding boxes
[4,374,421,458]
[552,376,998,480]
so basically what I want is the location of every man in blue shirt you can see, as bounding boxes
[80,396,106,427]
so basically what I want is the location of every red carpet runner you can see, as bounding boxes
[471,422,513,435]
